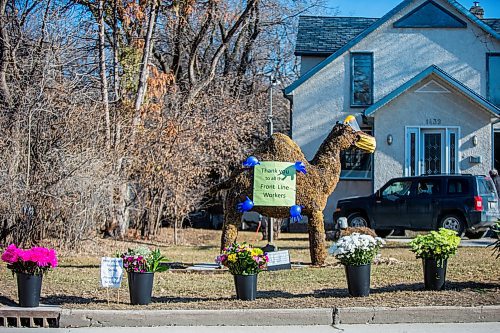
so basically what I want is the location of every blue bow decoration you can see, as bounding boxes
[237,197,254,213]
[242,156,260,167]
[294,161,307,174]
[290,205,304,222]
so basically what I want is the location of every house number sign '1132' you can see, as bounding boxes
[426,118,441,125]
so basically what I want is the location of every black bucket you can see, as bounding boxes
[17,273,43,307]
[423,259,447,290]
[345,264,371,297]
[234,274,258,301]
[128,272,154,305]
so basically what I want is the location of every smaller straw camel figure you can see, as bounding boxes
[219,120,375,266]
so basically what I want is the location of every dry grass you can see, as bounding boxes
[0,228,499,309]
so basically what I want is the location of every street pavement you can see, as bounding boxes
[387,236,496,247]
[1,323,500,333]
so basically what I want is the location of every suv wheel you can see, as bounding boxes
[347,212,369,228]
[439,214,465,236]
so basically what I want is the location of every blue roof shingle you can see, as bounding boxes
[295,16,378,56]
[295,16,500,56]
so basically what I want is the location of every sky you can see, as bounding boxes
[325,0,500,18]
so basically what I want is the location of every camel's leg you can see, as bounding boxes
[220,209,241,251]
[308,210,327,266]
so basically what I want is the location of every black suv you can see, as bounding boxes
[334,175,499,239]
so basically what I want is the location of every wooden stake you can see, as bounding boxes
[255,221,261,242]
[106,287,110,305]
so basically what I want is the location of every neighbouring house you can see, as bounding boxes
[284,0,500,223]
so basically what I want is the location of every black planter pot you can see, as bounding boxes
[128,272,154,305]
[345,264,371,297]
[16,273,43,307]
[423,259,447,290]
[233,274,258,301]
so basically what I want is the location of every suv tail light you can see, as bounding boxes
[474,196,483,211]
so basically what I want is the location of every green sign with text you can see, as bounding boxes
[253,161,296,206]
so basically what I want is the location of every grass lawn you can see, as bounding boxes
[0,229,499,309]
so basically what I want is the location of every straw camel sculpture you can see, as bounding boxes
[220,121,374,266]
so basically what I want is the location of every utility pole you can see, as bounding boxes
[267,76,276,138]
[264,75,278,252]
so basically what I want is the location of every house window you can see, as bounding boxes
[487,53,500,107]
[351,53,373,106]
[340,128,372,179]
[410,132,416,176]
[449,133,456,174]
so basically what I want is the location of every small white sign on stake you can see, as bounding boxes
[266,250,292,271]
[100,257,124,288]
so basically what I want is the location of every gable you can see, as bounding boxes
[285,0,500,96]
[415,80,450,93]
[394,0,466,28]
[364,65,499,117]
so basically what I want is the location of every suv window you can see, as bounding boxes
[477,177,496,196]
[382,180,412,199]
[447,179,469,195]
[416,179,440,196]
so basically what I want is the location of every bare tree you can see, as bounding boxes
[98,0,111,148]
[0,0,331,247]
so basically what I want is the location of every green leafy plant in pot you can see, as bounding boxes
[216,242,268,300]
[329,233,385,297]
[120,247,168,305]
[409,228,460,290]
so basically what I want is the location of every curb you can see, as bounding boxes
[59,308,333,327]
[333,305,500,324]
[2,305,500,327]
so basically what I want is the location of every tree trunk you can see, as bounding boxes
[116,164,131,239]
[113,0,120,102]
[154,189,167,235]
[0,0,11,107]
[131,0,159,141]
[98,0,111,149]
[173,208,178,246]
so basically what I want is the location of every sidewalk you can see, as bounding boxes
[1,305,499,328]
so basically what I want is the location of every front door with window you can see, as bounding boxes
[405,127,458,176]
[423,130,444,174]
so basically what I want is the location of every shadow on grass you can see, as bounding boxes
[258,281,500,300]
[273,245,309,250]
[151,296,231,303]
[371,281,500,294]
[0,295,17,306]
[277,237,309,242]
[444,281,500,291]
[257,289,350,299]
[382,244,412,250]
[42,295,108,305]
[191,246,218,251]
[58,265,100,269]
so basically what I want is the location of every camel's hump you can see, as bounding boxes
[253,132,307,162]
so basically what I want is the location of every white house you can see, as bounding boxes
[284,0,500,223]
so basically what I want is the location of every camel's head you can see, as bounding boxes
[332,116,376,153]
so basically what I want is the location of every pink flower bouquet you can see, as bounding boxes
[1,244,58,276]
[120,247,168,273]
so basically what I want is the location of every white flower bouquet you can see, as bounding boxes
[329,233,385,266]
